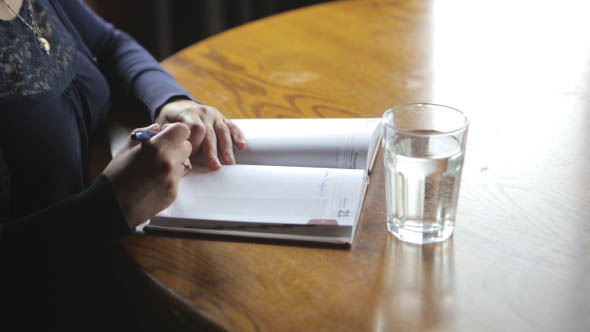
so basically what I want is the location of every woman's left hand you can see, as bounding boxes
[156,99,247,170]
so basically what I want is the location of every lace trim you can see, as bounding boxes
[0,0,77,101]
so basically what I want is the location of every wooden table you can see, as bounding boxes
[119,1,590,331]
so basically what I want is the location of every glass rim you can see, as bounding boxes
[382,103,470,137]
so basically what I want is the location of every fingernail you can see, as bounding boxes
[225,153,235,164]
[210,159,221,169]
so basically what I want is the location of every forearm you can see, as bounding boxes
[0,174,129,261]
[57,0,193,121]
[97,30,193,119]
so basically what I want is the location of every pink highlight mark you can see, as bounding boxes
[308,219,339,225]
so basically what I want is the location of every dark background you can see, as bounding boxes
[86,0,332,61]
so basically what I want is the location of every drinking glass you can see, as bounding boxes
[382,103,469,244]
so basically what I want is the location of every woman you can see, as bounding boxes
[0,0,245,329]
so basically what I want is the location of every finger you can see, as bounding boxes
[182,140,193,177]
[128,123,160,149]
[150,122,190,150]
[176,110,207,155]
[214,119,235,165]
[172,141,193,179]
[201,125,221,170]
[182,159,192,176]
[160,122,174,130]
[224,118,247,149]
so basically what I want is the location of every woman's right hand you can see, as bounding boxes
[103,122,193,229]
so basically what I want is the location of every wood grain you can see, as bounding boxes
[120,0,590,331]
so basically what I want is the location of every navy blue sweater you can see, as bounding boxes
[0,0,191,328]
[0,0,191,253]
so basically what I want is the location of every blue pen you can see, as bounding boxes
[132,129,193,172]
[130,130,159,142]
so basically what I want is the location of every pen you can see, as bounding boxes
[132,129,193,171]
[131,130,159,142]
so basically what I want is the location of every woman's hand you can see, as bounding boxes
[156,99,246,170]
[103,123,192,228]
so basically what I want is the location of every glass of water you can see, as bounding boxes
[382,103,469,245]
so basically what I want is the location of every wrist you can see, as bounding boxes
[155,95,198,121]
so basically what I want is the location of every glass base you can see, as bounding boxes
[387,219,454,245]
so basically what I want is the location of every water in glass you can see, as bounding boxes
[384,132,464,244]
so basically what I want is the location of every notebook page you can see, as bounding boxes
[153,164,366,226]
[203,118,381,170]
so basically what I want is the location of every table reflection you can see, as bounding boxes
[373,236,455,331]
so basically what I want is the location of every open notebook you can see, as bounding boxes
[110,118,381,245]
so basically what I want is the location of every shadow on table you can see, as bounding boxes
[141,229,351,250]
